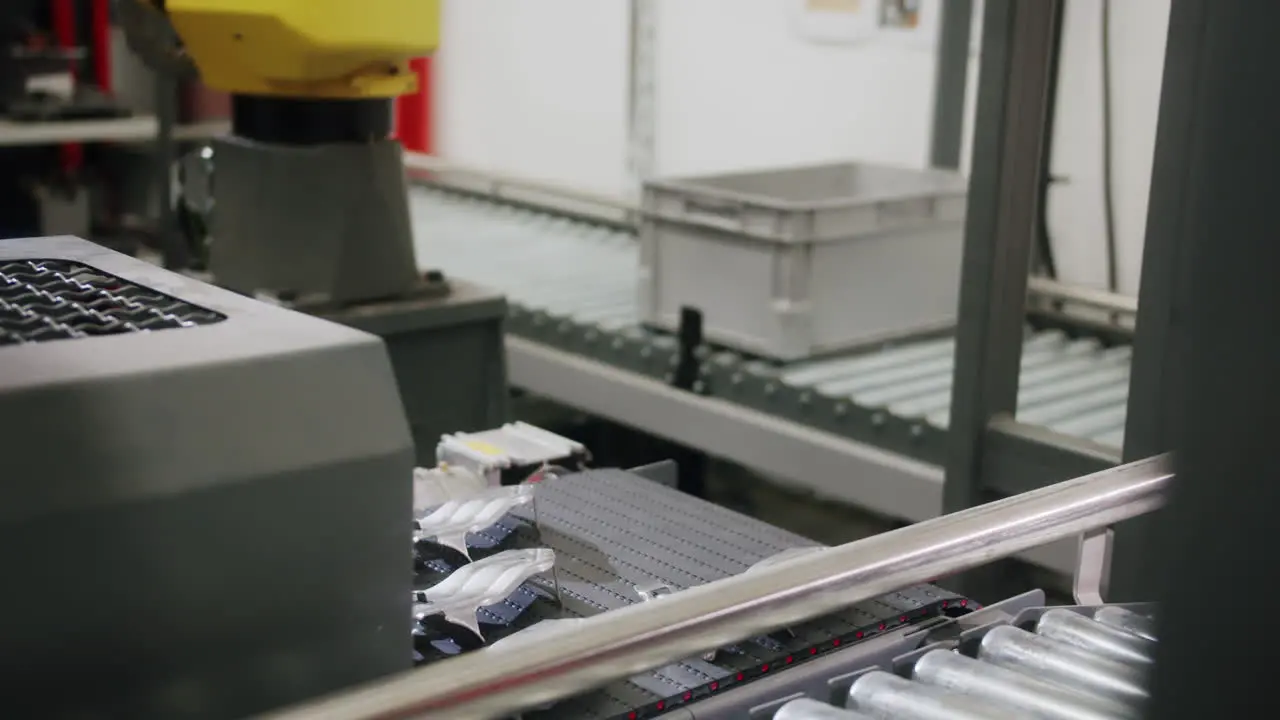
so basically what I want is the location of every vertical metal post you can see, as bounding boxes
[626,0,658,194]
[1138,2,1280,715]
[1110,0,1208,603]
[154,65,188,270]
[928,0,973,170]
[943,0,1062,601]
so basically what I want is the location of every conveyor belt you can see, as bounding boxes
[412,468,967,720]
[409,186,1132,454]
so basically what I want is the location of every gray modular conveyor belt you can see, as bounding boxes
[408,186,1131,454]
[411,466,968,720]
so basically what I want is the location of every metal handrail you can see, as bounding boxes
[1027,275,1139,316]
[261,454,1173,720]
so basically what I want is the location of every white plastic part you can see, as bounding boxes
[412,465,489,514]
[413,484,537,559]
[413,548,557,639]
[437,422,585,486]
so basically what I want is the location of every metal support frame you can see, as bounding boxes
[928,0,974,170]
[1136,2,1280,714]
[943,0,1063,600]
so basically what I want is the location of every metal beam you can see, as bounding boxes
[1110,0,1207,603]
[944,0,1064,601]
[1139,2,1280,715]
[982,418,1119,498]
[506,336,943,523]
[945,0,1063,511]
[928,0,974,169]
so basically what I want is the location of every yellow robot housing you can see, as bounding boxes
[160,0,440,98]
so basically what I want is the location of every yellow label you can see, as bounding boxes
[464,440,506,457]
[806,0,861,13]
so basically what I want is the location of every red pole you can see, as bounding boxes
[50,0,84,173]
[91,0,112,93]
[396,56,433,154]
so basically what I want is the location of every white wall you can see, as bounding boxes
[653,0,944,176]
[433,0,632,197]
[435,0,1170,294]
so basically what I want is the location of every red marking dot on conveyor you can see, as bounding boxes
[761,664,770,673]
[656,701,665,711]
[628,713,637,720]
[900,615,907,623]
[878,624,886,631]
[810,647,818,655]
[941,600,949,608]
[960,599,968,607]
[683,692,692,701]
[832,638,841,647]
[855,631,864,639]
[710,681,719,691]
[736,672,745,682]
[785,655,794,665]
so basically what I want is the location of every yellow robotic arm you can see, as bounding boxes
[159,0,439,99]
[139,0,439,99]
[121,0,443,305]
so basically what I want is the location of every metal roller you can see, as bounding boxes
[911,649,1132,720]
[774,697,876,720]
[1093,606,1157,642]
[847,670,1020,720]
[1035,609,1155,666]
[977,626,1148,708]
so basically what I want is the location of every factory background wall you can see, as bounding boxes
[433,0,1168,296]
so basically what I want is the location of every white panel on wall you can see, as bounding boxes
[434,0,632,197]
[652,0,944,179]
[787,0,880,45]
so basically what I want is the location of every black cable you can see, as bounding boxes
[1035,0,1068,280]
[1100,0,1120,292]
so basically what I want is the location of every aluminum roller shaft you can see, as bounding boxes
[978,626,1148,708]
[1093,606,1157,642]
[911,650,1134,720]
[848,670,1020,720]
[1035,609,1155,666]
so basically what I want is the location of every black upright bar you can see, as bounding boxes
[1142,1,1280,715]
[943,0,1062,600]
[928,0,973,170]
[1110,0,1209,603]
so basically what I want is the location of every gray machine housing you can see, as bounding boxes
[321,278,510,467]
[0,237,414,719]
[210,135,420,305]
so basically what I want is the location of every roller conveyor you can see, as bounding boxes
[408,186,1132,456]
[775,602,1157,720]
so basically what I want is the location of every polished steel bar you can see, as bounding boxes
[260,455,1172,720]
[1028,276,1139,316]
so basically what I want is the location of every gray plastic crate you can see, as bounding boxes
[639,162,967,361]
